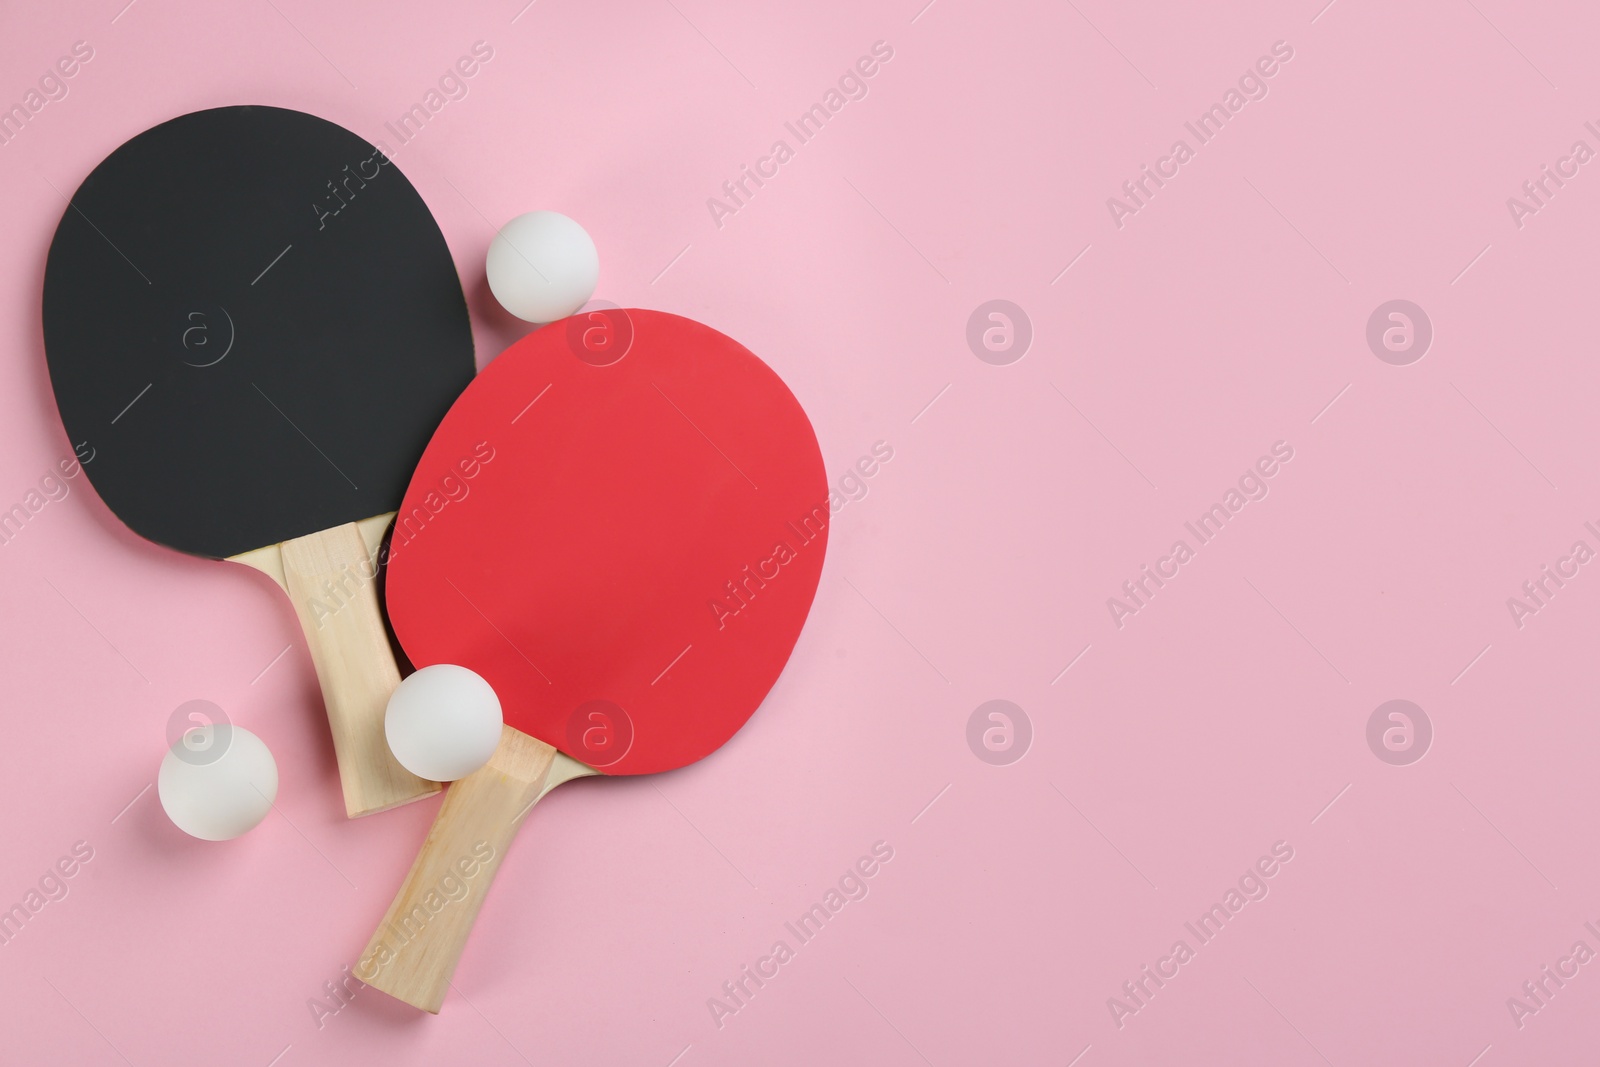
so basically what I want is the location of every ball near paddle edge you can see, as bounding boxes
[385,664,504,782]
[486,211,599,323]
[158,725,278,841]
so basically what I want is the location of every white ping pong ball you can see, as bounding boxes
[486,211,599,323]
[385,664,503,782]
[158,725,278,841]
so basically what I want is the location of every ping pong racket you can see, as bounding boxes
[41,106,475,816]
[356,309,827,1012]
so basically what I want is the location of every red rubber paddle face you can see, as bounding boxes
[385,310,827,775]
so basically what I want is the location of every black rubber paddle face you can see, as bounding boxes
[42,105,474,560]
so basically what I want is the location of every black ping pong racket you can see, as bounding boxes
[42,105,475,816]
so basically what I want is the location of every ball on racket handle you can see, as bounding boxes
[385,664,504,782]
[486,211,598,322]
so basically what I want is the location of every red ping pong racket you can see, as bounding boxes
[355,309,827,1011]
[42,107,476,816]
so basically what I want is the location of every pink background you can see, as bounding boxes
[2,0,1597,1063]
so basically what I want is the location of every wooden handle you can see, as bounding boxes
[356,727,559,1013]
[277,522,439,817]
